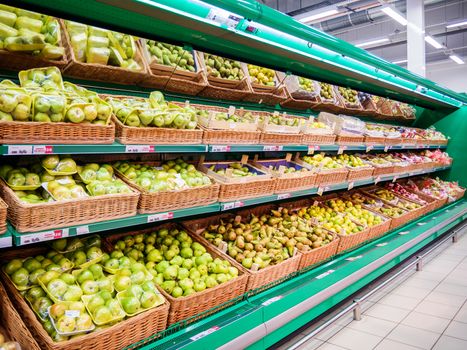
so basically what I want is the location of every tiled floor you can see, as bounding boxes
[276,226,467,350]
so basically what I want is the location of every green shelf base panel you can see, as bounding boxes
[128,199,467,350]
[8,1,465,109]
[0,142,446,156]
[5,165,450,247]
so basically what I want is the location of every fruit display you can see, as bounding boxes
[107,91,198,129]
[65,20,142,71]
[247,64,276,87]
[365,123,400,137]
[0,86,32,122]
[145,40,196,72]
[114,158,212,193]
[298,77,316,93]
[110,226,240,298]
[368,188,422,211]
[48,301,95,335]
[37,270,83,303]
[301,153,345,170]
[337,86,359,106]
[73,264,114,295]
[206,162,259,178]
[257,160,309,175]
[304,119,331,131]
[195,107,258,131]
[117,280,164,316]
[81,291,125,325]
[77,163,132,196]
[385,182,427,204]
[0,5,64,60]
[317,112,365,137]
[203,53,244,80]
[200,207,333,268]
[409,177,465,200]
[324,198,383,227]
[347,192,407,218]
[65,246,104,269]
[0,163,42,190]
[318,82,335,101]
[421,149,451,165]
[359,154,393,168]
[333,154,367,169]
[19,66,63,90]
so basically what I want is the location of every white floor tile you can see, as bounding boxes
[364,304,411,323]
[391,285,432,300]
[327,328,382,350]
[275,333,307,350]
[444,320,467,341]
[454,305,467,323]
[317,343,349,350]
[345,315,397,337]
[295,338,325,350]
[313,324,344,341]
[377,294,421,311]
[424,291,466,308]
[403,276,440,290]
[414,300,460,319]
[401,311,451,334]
[432,335,467,350]
[433,282,467,297]
[386,324,440,349]
[374,339,422,350]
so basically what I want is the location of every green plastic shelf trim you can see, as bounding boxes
[0,142,446,155]
[128,199,467,350]
[7,166,450,247]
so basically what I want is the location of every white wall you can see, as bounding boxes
[425,60,467,93]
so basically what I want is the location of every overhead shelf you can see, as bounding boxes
[125,199,467,350]
[6,166,451,247]
[0,142,446,156]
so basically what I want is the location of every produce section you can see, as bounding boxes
[0,2,465,350]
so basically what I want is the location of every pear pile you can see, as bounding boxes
[247,64,275,86]
[264,114,302,127]
[204,53,244,80]
[298,77,315,92]
[319,82,334,100]
[209,163,258,178]
[325,198,383,227]
[337,87,358,104]
[372,189,421,211]
[146,40,195,72]
[333,154,366,168]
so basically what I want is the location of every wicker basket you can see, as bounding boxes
[314,86,343,114]
[0,198,7,235]
[114,162,219,213]
[260,132,303,145]
[346,166,374,182]
[334,87,363,115]
[359,97,379,117]
[202,126,261,144]
[336,134,365,145]
[278,73,320,110]
[0,119,115,144]
[240,64,287,106]
[139,40,207,95]
[315,168,349,186]
[336,230,370,253]
[61,20,148,85]
[385,138,402,146]
[365,136,387,145]
[298,232,339,270]
[0,268,169,350]
[112,115,203,145]
[371,164,396,177]
[0,178,139,232]
[104,224,248,325]
[366,213,392,241]
[302,133,336,145]
[373,98,394,119]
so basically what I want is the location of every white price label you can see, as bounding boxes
[308,145,320,154]
[262,295,283,306]
[345,255,363,261]
[147,212,174,223]
[7,145,32,155]
[211,145,231,152]
[190,326,220,341]
[222,201,244,210]
[206,7,241,29]
[32,145,53,154]
[375,176,381,184]
[125,145,155,153]
[19,229,69,245]
[263,145,283,152]
[76,225,90,235]
[366,145,373,153]
[65,310,80,318]
[399,231,410,235]
[376,242,388,247]
[392,176,398,183]
[416,222,427,226]
[277,193,291,200]
[384,145,390,152]
[337,145,347,155]
[0,235,12,248]
[317,186,329,196]
[348,182,354,190]
[315,269,335,280]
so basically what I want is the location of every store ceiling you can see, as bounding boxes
[261,0,467,67]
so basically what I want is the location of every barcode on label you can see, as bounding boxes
[211,145,231,152]
[147,212,174,223]
[125,145,155,153]
[20,229,69,245]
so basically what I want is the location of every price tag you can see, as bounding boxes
[375,176,381,184]
[32,145,53,154]
[308,145,320,154]
[392,176,398,183]
[317,186,329,196]
[345,255,363,261]
[227,105,236,115]
[263,145,283,152]
[262,296,283,306]
[277,193,291,200]
[206,7,241,29]
[76,225,90,236]
[315,269,335,280]
[125,145,155,153]
[337,145,347,155]
[384,145,390,152]
[416,222,426,226]
[65,310,80,318]
[211,145,231,152]
[366,145,373,153]
[19,229,69,246]
[376,242,388,247]
[222,201,244,211]
[0,235,12,248]
[147,212,174,223]
[348,182,354,190]
[7,145,33,155]
[398,231,410,235]
[190,326,220,341]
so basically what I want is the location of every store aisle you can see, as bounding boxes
[278,227,467,350]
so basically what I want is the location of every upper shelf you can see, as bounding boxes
[12,0,466,109]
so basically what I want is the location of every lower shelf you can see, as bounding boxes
[125,199,467,350]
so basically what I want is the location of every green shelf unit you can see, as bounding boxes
[0,143,447,156]
[125,199,467,350]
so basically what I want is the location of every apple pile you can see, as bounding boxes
[146,40,196,72]
[385,182,427,204]
[333,154,367,168]
[73,264,113,295]
[204,53,244,80]
[0,87,31,122]
[337,87,358,104]
[114,158,211,193]
[77,162,132,196]
[302,153,345,170]
[20,66,63,90]
[0,5,64,60]
[263,114,302,127]
[0,163,41,189]
[65,20,142,70]
[347,192,406,218]
[324,198,383,227]
[319,82,334,100]
[110,227,239,298]
[371,189,421,211]
[48,301,94,335]
[81,290,125,325]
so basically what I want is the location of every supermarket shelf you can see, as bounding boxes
[128,199,467,350]
[0,142,446,155]
[6,166,451,247]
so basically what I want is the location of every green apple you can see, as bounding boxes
[87,294,105,312]
[12,103,29,121]
[0,111,13,122]
[34,96,51,113]
[93,305,113,324]
[62,285,83,302]
[97,104,111,121]
[82,280,99,295]
[114,275,131,292]
[50,113,64,122]
[40,270,61,285]
[56,315,76,333]
[47,278,69,298]
[76,313,93,331]
[4,259,23,275]
[59,272,75,285]
[120,295,140,314]
[83,105,97,121]
[0,93,17,113]
[125,113,141,127]
[66,106,85,123]
[42,155,59,170]
[140,291,158,308]
[26,286,46,301]
[11,267,29,287]
[77,269,94,285]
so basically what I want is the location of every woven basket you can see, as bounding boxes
[217,177,275,202]
[314,88,343,114]
[104,224,248,325]
[114,163,219,213]
[260,132,303,145]
[0,198,7,235]
[346,166,374,182]
[298,233,339,270]
[365,136,387,145]
[112,115,203,145]
[0,48,68,73]
[0,280,41,350]
[61,20,148,85]
[0,119,115,144]
[454,188,466,200]
[373,98,394,119]
[336,230,370,253]
[359,97,378,117]
[278,73,320,110]
[336,135,365,145]
[0,178,139,232]
[334,87,363,115]
[302,133,336,145]
[1,269,169,350]
[315,168,348,186]
[202,126,261,144]
[242,84,288,106]
[366,213,392,241]
[139,40,207,95]
[385,138,402,146]
[371,164,396,177]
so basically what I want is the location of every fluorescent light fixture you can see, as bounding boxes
[449,54,465,64]
[381,6,407,26]
[446,20,467,28]
[425,35,443,49]
[355,38,390,47]
[299,9,339,23]
[393,59,408,64]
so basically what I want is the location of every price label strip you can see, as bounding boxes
[337,145,347,155]
[277,193,291,200]
[315,269,335,280]
[76,225,90,236]
[308,145,320,155]
[262,295,283,306]
[345,255,363,261]
[19,228,70,246]
[190,326,220,341]
[376,242,388,247]
[222,201,245,211]
[263,145,283,152]
[211,145,231,152]
[147,212,174,223]
[125,145,155,153]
